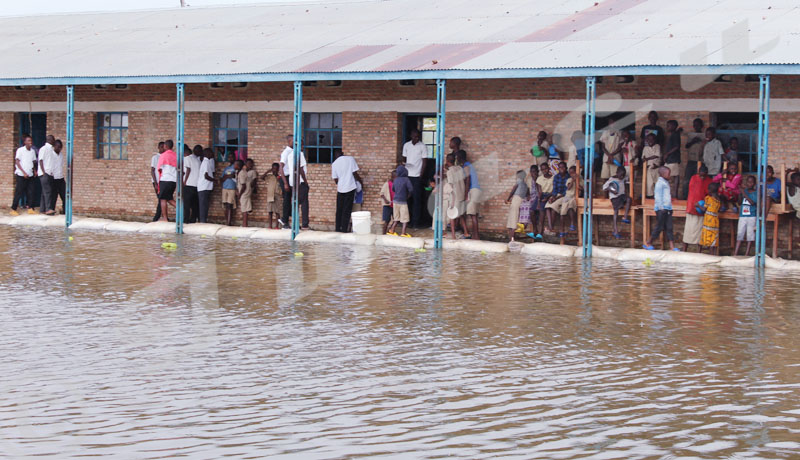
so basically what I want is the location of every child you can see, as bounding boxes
[724,137,739,164]
[536,165,554,234]
[387,165,413,237]
[702,127,724,176]
[713,162,742,212]
[525,165,542,240]
[380,170,395,234]
[734,175,757,256]
[531,130,550,165]
[765,165,781,213]
[353,180,364,212]
[699,182,722,255]
[260,162,282,229]
[237,159,258,227]
[505,170,529,242]
[602,166,632,239]
[444,153,467,239]
[642,133,661,198]
[619,130,635,169]
[544,162,577,237]
[221,154,238,226]
[643,166,679,251]
[663,120,682,197]
[787,171,800,220]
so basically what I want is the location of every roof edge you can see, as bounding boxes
[1,64,798,87]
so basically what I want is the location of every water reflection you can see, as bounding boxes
[0,226,798,459]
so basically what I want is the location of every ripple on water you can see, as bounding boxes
[0,226,798,459]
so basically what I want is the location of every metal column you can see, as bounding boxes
[175,83,185,234]
[291,81,303,240]
[433,79,447,249]
[581,76,597,258]
[65,86,74,228]
[755,75,770,268]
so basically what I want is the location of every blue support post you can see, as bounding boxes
[292,81,303,240]
[582,76,597,258]
[434,79,447,249]
[755,75,770,268]
[175,83,185,234]
[65,85,74,228]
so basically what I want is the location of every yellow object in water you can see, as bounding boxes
[481,250,487,255]
[68,236,74,241]
[415,248,426,253]
[294,251,304,257]
[232,236,238,240]
[643,258,654,267]
[515,223,525,233]
[161,242,178,250]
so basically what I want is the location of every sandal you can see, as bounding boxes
[612,232,622,239]
[621,218,631,224]
[400,233,412,238]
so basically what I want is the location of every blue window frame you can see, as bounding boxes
[97,112,128,160]
[304,113,342,164]
[213,113,248,162]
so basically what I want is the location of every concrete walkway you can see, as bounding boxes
[2,214,798,272]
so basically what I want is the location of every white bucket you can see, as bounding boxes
[351,211,372,234]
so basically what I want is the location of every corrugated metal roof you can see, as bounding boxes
[0,0,797,82]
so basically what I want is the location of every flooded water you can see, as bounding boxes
[0,226,799,459]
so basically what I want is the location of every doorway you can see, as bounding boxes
[18,112,47,209]
[400,113,439,227]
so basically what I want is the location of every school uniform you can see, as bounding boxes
[643,144,661,197]
[263,174,281,215]
[600,129,621,179]
[237,168,258,213]
[380,180,393,223]
[197,157,215,223]
[12,146,36,210]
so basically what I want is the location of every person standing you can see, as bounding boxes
[150,141,165,221]
[50,139,66,214]
[636,110,665,166]
[599,117,622,184]
[38,135,56,215]
[157,139,178,222]
[331,149,361,232]
[681,118,705,199]
[11,135,37,216]
[197,148,215,223]
[286,141,310,230]
[663,120,682,197]
[279,135,294,229]
[402,129,428,228]
[458,150,481,240]
[182,145,202,224]
[702,127,724,176]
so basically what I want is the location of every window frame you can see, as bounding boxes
[212,112,248,163]
[96,112,129,160]
[303,112,342,164]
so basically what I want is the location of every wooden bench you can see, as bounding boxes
[576,162,642,248]
[640,162,795,257]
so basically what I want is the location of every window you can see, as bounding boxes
[713,112,758,172]
[213,113,248,162]
[97,112,128,159]
[304,113,342,164]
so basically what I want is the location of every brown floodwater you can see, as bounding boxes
[0,226,798,459]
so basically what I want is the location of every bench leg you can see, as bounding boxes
[773,216,779,258]
[790,217,794,259]
[631,210,636,248]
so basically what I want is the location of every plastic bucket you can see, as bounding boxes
[351,211,372,234]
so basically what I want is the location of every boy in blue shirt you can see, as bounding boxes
[221,154,239,226]
[644,166,679,251]
[735,175,758,256]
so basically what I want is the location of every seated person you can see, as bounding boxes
[787,171,800,220]
[713,162,742,212]
[765,165,781,212]
[602,166,631,240]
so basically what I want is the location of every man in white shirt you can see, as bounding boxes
[285,140,310,229]
[11,134,37,215]
[38,135,56,214]
[279,135,294,228]
[50,139,66,214]
[197,147,215,223]
[183,145,202,224]
[331,149,362,232]
[150,141,165,221]
[402,129,429,227]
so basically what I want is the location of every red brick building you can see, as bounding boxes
[1,1,797,253]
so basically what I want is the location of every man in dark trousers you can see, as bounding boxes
[402,129,428,227]
[331,149,362,232]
